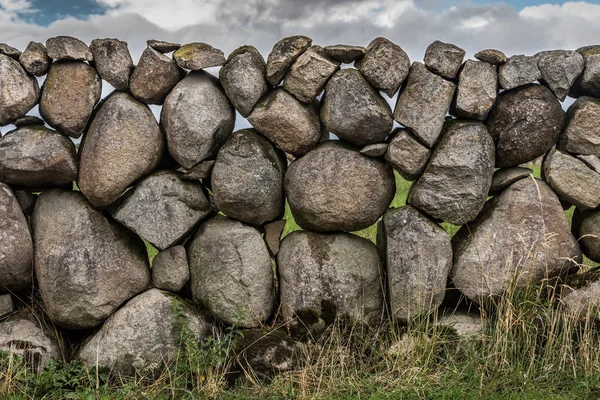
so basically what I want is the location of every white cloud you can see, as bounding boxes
[520,1,600,21]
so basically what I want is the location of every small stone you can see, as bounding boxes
[324,44,366,63]
[19,42,49,76]
[177,160,215,180]
[561,279,600,320]
[0,294,13,318]
[498,55,541,90]
[489,167,533,195]
[0,54,40,126]
[266,35,312,86]
[559,96,600,158]
[0,43,21,59]
[13,190,36,215]
[454,59,497,120]
[152,246,189,292]
[569,45,600,98]
[263,219,286,257]
[46,36,92,61]
[535,50,584,101]
[394,62,456,148]
[578,155,600,173]
[90,38,134,91]
[13,115,44,127]
[436,311,483,338]
[355,37,410,97]
[283,45,340,103]
[360,143,388,157]
[474,49,507,65]
[385,128,430,181]
[423,40,465,80]
[130,46,184,105]
[147,39,181,53]
[577,210,600,262]
[173,42,225,70]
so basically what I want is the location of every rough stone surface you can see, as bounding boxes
[423,40,465,80]
[178,160,215,180]
[436,311,483,338]
[408,121,495,225]
[278,231,383,334]
[561,279,600,320]
[385,128,430,181]
[536,50,584,101]
[283,45,340,103]
[79,92,164,208]
[355,37,410,97]
[498,55,541,90]
[173,42,225,70]
[321,68,393,145]
[577,210,600,262]
[247,88,321,157]
[46,36,92,61]
[455,60,497,120]
[324,44,366,63]
[393,62,456,148]
[78,289,209,377]
[0,43,20,59]
[212,129,286,226]
[0,294,13,318]
[0,54,40,126]
[188,216,274,328]
[32,189,150,329]
[129,46,184,105]
[90,38,134,91]
[19,42,49,76]
[263,219,286,257]
[13,190,37,214]
[161,71,235,169]
[285,141,395,232]
[0,183,33,293]
[265,35,312,86]
[474,49,507,65]
[110,170,212,250]
[570,45,600,98]
[219,46,268,117]
[543,148,600,210]
[147,39,180,53]
[452,178,581,304]
[489,167,532,195]
[578,154,600,173]
[39,61,101,138]
[152,246,189,292]
[377,206,452,322]
[360,143,388,157]
[0,125,78,189]
[559,96,600,158]
[13,115,44,127]
[487,84,565,167]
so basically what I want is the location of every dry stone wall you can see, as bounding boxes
[0,35,599,378]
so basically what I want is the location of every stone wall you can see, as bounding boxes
[1,36,599,377]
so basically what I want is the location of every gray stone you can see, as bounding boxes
[13,115,44,127]
[0,125,78,189]
[219,46,268,117]
[32,189,150,329]
[188,216,274,328]
[324,44,366,63]
[0,294,13,318]
[0,54,40,126]
[39,61,102,138]
[559,96,600,158]
[283,45,340,103]
[278,231,383,335]
[474,49,507,65]
[152,246,189,292]
[578,155,600,173]
[454,59,497,120]
[577,209,600,262]
[487,84,565,167]
[535,50,584,101]
[489,167,532,195]
[321,68,393,145]
[543,148,600,210]
[13,190,36,214]
[355,37,410,97]
[79,92,164,208]
[78,289,209,377]
[46,36,92,61]
[498,55,541,90]
[452,178,581,304]
[360,143,388,157]
[377,206,452,322]
[285,141,395,232]
[385,128,430,181]
[263,219,286,257]
[147,39,180,53]
[161,71,235,169]
[561,279,600,320]
[408,121,495,225]
[212,129,286,227]
[173,42,225,70]
[129,46,184,105]
[90,38,134,91]
[393,62,456,148]
[265,35,312,86]
[177,160,215,180]
[110,170,212,250]
[436,311,483,338]
[0,183,33,293]
[0,43,20,59]
[570,45,600,98]
[423,40,465,80]
[19,42,49,76]
[247,88,321,157]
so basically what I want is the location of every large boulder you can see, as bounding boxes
[558,96,600,158]
[377,206,452,322]
[46,36,92,61]
[0,125,77,189]
[385,128,430,181]
[0,54,40,126]
[487,84,565,167]
[278,231,383,335]
[78,92,164,208]
[109,170,212,250]
[90,38,134,91]
[577,210,600,262]
[560,279,600,320]
[0,183,34,293]
[19,41,49,77]
[129,46,184,105]
[324,44,365,63]
[408,121,495,225]
[423,40,465,80]
[535,50,584,101]
[454,59,498,121]
[498,55,541,90]
[451,178,581,304]
[188,216,274,328]
[569,45,600,98]
[161,71,235,169]
[173,42,225,70]
[355,37,410,97]
[265,35,312,86]
[212,129,286,226]
[78,289,210,377]
[32,189,150,329]
[285,141,395,232]
[474,49,507,65]
[39,61,102,138]
[283,45,340,103]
